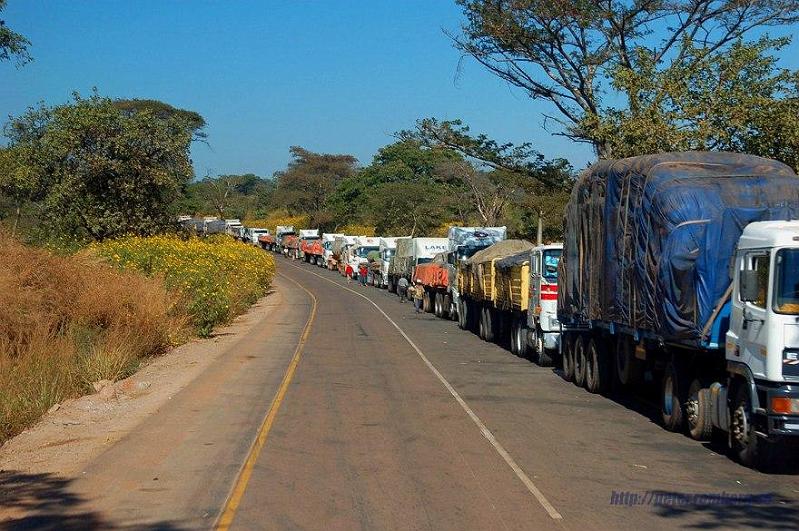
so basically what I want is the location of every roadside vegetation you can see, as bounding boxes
[0,233,184,443]
[92,235,275,337]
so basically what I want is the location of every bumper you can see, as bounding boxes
[763,384,799,437]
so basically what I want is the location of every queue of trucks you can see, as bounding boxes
[193,151,799,471]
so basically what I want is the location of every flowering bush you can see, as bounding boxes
[92,235,275,336]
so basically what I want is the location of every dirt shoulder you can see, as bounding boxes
[0,288,284,478]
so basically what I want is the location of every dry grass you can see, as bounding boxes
[0,233,187,443]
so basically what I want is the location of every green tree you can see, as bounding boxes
[273,146,358,227]
[3,92,194,240]
[584,37,799,170]
[113,98,208,142]
[0,0,31,65]
[453,0,799,156]
[367,181,445,237]
[184,173,273,218]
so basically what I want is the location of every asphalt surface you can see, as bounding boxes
[8,255,799,530]
[232,258,799,530]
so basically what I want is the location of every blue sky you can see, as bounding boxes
[2,1,798,178]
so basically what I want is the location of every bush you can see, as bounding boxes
[91,235,276,336]
[244,211,310,233]
[0,233,185,443]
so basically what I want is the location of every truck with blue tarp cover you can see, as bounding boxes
[557,151,799,470]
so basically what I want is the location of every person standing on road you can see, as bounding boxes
[359,263,368,286]
[397,277,409,302]
[412,280,425,313]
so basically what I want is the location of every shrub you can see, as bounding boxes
[91,235,276,336]
[0,233,185,443]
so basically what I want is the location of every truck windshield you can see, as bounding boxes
[542,249,562,282]
[382,249,396,259]
[417,257,433,265]
[775,248,799,315]
[323,242,332,250]
[356,246,378,258]
[457,245,484,260]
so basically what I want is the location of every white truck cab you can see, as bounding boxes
[527,243,564,354]
[322,233,344,267]
[378,237,400,287]
[347,236,380,279]
[717,220,799,465]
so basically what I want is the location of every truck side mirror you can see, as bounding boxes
[740,270,761,302]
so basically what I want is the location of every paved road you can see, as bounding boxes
[8,257,799,530]
[229,258,799,530]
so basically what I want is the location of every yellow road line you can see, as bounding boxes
[215,272,318,530]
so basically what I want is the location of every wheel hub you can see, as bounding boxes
[732,406,750,445]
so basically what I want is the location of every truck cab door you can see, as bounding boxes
[729,251,770,378]
[528,251,541,329]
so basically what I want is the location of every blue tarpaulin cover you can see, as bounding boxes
[558,152,799,345]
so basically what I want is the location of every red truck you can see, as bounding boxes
[413,252,450,317]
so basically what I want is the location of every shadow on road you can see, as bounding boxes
[0,471,183,531]
[651,491,799,529]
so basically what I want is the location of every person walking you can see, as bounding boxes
[397,277,409,302]
[412,280,425,313]
[359,263,368,286]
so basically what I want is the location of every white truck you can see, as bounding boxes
[332,235,357,273]
[244,227,270,245]
[344,236,380,280]
[523,243,563,365]
[373,237,400,288]
[445,227,507,320]
[274,225,296,253]
[387,237,448,292]
[224,219,243,239]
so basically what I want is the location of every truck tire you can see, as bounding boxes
[686,379,713,441]
[615,336,637,387]
[442,294,451,320]
[562,334,575,382]
[584,336,610,394]
[515,317,528,357]
[484,307,495,342]
[731,383,776,471]
[387,277,395,293]
[478,306,487,340]
[573,335,587,388]
[661,361,686,432]
[423,290,433,313]
[458,299,468,329]
[510,318,519,355]
[433,293,442,317]
[530,327,552,367]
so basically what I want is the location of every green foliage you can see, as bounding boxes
[0,0,31,65]
[3,92,195,241]
[113,98,207,141]
[181,173,274,219]
[273,146,358,228]
[583,37,799,170]
[453,0,799,156]
[367,181,446,237]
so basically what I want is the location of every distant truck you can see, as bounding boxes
[274,225,296,253]
[331,235,357,272]
[558,152,799,469]
[298,229,321,262]
[224,219,243,239]
[387,237,448,292]
[372,237,400,288]
[445,226,507,320]
[244,227,270,245]
[320,233,344,268]
[413,252,450,315]
[343,236,380,280]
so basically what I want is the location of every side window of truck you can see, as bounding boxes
[743,252,770,309]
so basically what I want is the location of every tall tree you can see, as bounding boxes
[3,93,194,240]
[273,146,358,227]
[452,0,799,156]
[113,99,208,142]
[0,0,30,65]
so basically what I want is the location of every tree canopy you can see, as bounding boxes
[3,93,195,240]
[453,0,799,158]
[0,0,30,66]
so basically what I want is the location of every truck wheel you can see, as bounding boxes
[478,306,487,340]
[661,361,686,432]
[562,334,575,382]
[615,336,636,387]
[484,307,495,342]
[387,277,395,293]
[423,290,432,313]
[730,383,775,470]
[442,294,451,319]
[510,318,519,355]
[515,317,528,357]
[686,379,713,441]
[584,337,599,393]
[458,300,467,329]
[433,293,442,317]
[573,335,587,388]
